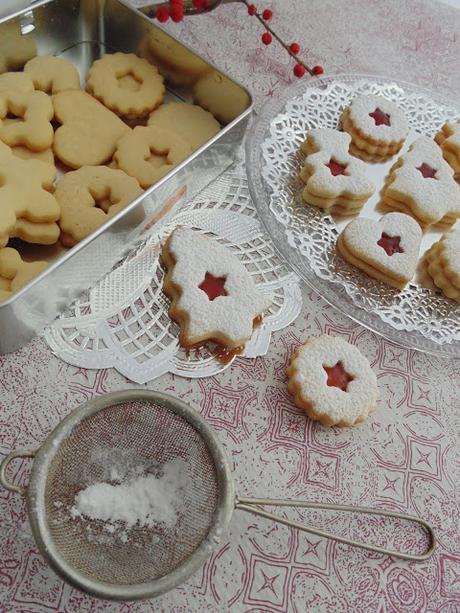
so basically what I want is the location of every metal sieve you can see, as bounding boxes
[0,390,435,601]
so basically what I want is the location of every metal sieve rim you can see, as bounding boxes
[26,390,235,601]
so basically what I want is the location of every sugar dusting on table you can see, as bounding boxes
[70,458,186,534]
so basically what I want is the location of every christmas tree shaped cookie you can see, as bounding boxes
[299,128,375,215]
[383,136,460,229]
[162,227,271,355]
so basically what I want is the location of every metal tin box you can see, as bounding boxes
[0,0,252,353]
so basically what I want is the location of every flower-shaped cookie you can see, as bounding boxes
[162,226,271,352]
[426,229,460,303]
[287,335,378,427]
[299,128,375,215]
[337,212,422,289]
[435,119,460,174]
[383,136,460,229]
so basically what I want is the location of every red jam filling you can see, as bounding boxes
[416,163,437,179]
[199,272,228,301]
[326,159,347,176]
[369,108,391,126]
[377,232,404,256]
[323,361,353,391]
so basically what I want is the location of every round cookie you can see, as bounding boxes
[342,94,408,160]
[287,335,378,427]
[193,71,250,124]
[147,102,220,151]
[86,52,164,119]
[54,165,143,247]
[0,89,53,152]
[24,55,80,94]
[114,125,192,188]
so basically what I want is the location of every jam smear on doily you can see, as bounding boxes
[416,163,437,179]
[369,108,391,126]
[213,315,264,363]
[199,272,228,301]
[326,159,347,176]
[377,232,404,256]
[323,361,353,391]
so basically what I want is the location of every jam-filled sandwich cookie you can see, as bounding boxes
[426,229,460,303]
[287,335,378,427]
[435,118,460,174]
[342,94,409,160]
[299,128,375,215]
[337,212,422,289]
[162,226,271,354]
[383,137,460,229]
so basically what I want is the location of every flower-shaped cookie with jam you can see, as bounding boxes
[162,226,271,356]
[287,335,378,427]
[299,128,375,215]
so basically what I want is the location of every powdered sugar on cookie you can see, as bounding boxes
[426,229,460,303]
[337,212,422,288]
[347,94,408,142]
[435,119,460,174]
[383,136,460,228]
[163,227,271,350]
[287,335,378,427]
[300,128,375,213]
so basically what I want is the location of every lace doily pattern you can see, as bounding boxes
[45,172,302,383]
[254,76,460,354]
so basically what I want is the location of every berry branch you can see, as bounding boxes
[154,0,324,79]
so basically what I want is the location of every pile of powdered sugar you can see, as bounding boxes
[70,458,187,532]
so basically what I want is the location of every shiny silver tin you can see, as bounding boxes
[0,0,252,353]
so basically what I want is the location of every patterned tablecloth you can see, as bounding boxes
[1,1,460,611]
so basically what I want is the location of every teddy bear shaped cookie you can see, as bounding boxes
[299,128,375,215]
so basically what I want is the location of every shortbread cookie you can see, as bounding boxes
[342,94,408,160]
[11,218,60,245]
[383,137,460,229]
[0,90,53,151]
[337,212,422,289]
[24,55,80,94]
[299,128,375,215]
[0,247,48,302]
[0,71,34,93]
[139,29,210,87]
[11,145,54,166]
[193,71,250,124]
[54,166,143,247]
[0,141,60,247]
[53,90,130,168]
[0,22,36,72]
[86,53,164,119]
[114,125,191,188]
[162,226,271,352]
[426,229,460,303]
[287,335,378,427]
[147,102,220,151]
[435,119,460,174]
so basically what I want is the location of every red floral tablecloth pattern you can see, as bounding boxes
[1,1,460,611]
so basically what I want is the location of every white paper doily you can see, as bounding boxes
[246,75,460,357]
[45,171,302,383]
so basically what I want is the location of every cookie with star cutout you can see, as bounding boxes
[382,137,460,229]
[287,335,378,427]
[341,94,409,161]
[299,128,375,215]
[162,226,271,358]
[337,212,422,289]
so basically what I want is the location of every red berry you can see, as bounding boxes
[261,32,272,45]
[192,0,207,9]
[313,65,324,75]
[155,6,169,21]
[169,0,183,4]
[262,8,273,20]
[293,64,306,78]
[170,4,184,21]
[248,4,256,15]
[290,42,301,54]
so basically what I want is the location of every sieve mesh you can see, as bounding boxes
[42,400,219,585]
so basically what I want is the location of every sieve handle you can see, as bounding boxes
[235,497,436,562]
[0,449,37,494]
